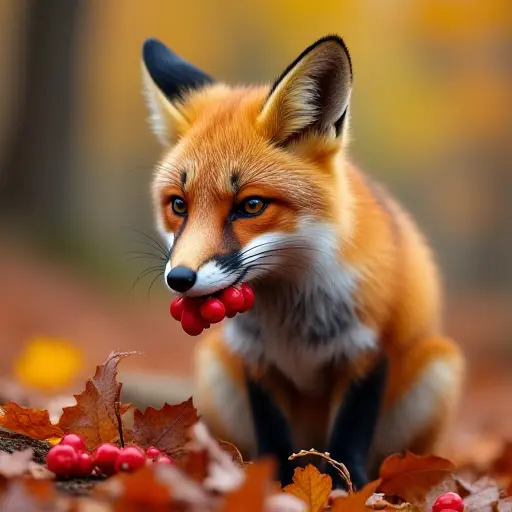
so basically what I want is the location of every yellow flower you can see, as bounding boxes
[14,337,83,392]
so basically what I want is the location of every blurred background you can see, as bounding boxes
[0,0,510,455]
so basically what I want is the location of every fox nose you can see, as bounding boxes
[166,266,197,292]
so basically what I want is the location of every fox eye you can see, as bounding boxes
[238,197,267,217]
[170,196,188,216]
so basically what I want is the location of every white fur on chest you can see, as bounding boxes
[224,222,378,393]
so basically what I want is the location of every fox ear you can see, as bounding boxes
[258,35,352,145]
[142,38,214,145]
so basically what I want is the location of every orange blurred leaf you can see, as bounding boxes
[0,403,63,440]
[332,480,381,511]
[492,442,512,477]
[378,452,455,507]
[58,351,137,451]
[95,465,172,509]
[283,464,332,512]
[220,458,275,511]
[130,398,199,459]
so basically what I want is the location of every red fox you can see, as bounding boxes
[141,35,464,487]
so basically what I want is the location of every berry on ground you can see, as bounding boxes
[46,444,78,477]
[74,452,94,477]
[146,446,161,459]
[239,283,255,311]
[181,299,206,336]
[59,433,86,452]
[155,455,173,464]
[432,492,464,512]
[93,443,121,476]
[170,297,184,321]
[200,298,226,323]
[219,287,245,315]
[115,446,146,473]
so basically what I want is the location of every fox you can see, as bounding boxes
[141,35,465,488]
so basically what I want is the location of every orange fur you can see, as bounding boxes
[145,36,464,472]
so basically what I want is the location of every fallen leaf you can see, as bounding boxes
[378,452,455,507]
[283,465,332,512]
[496,497,512,512]
[191,422,244,493]
[218,439,245,468]
[462,477,500,512]
[14,336,83,392]
[220,458,275,512]
[131,398,199,459]
[0,449,33,478]
[180,449,210,483]
[332,480,380,511]
[0,403,63,440]
[58,351,137,451]
[95,465,171,509]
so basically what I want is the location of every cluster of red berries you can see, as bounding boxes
[170,283,255,336]
[46,434,172,478]
[432,492,464,512]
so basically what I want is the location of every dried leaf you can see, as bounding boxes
[220,458,275,512]
[0,403,63,440]
[378,452,455,507]
[218,439,245,468]
[496,497,512,512]
[191,422,244,493]
[332,480,381,511]
[0,449,33,478]
[283,465,332,512]
[180,449,210,483]
[131,398,199,459]
[58,351,137,451]
[462,477,500,512]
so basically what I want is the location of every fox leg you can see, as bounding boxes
[194,332,296,484]
[368,336,464,475]
[326,354,388,490]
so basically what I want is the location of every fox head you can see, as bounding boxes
[142,36,353,297]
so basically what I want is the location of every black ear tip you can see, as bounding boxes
[142,37,176,63]
[314,34,352,68]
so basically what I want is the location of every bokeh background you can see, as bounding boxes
[0,0,511,456]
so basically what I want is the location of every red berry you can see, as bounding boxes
[170,297,184,321]
[181,299,205,336]
[60,433,86,452]
[46,444,78,477]
[155,455,173,465]
[146,446,161,459]
[432,492,464,512]
[93,443,121,476]
[219,287,244,315]
[200,298,226,323]
[74,452,94,477]
[226,311,237,318]
[115,446,146,473]
[239,283,255,312]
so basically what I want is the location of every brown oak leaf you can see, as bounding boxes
[0,403,63,440]
[378,451,455,507]
[130,398,199,459]
[221,458,275,512]
[332,480,381,511]
[58,351,137,451]
[283,464,332,512]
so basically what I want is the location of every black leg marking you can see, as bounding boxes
[245,375,296,485]
[326,355,388,490]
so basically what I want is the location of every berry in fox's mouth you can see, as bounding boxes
[169,283,255,336]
